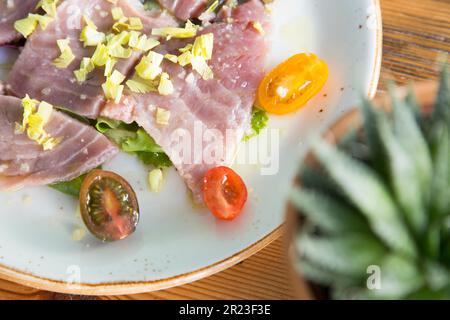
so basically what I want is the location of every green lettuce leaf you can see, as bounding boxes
[122,129,163,153]
[96,117,172,168]
[244,108,269,141]
[49,174,86,197]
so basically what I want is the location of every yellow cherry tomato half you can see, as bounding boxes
[258,53,329,115]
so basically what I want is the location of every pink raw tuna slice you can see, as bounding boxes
[0,95,119,190]
[0,0,40,46]
[157,0,208,20]
[101,0,270,203]
[6,0,177,118]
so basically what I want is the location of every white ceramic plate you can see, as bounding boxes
[0,0,382,295]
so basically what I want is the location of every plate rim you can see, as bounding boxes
[0,0,383,296]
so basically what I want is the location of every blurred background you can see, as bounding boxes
[0,0,449,300]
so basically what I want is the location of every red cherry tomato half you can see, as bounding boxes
[202,166,248,221]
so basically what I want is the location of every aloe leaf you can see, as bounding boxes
[299,165,343,199]
[360,99,389,180]
[377,111,427,235]
[405,82,421,117]
[424,261,450,291]
[312,139,417,257]
[424,222,441,260]
[432,65,450,124]
[296,232,386,277]
[429,123,450,219]
[290,188,367,234]
[296,259,342,287]
[331,284,372,300]
[369,254,424,300]
[391,86,433,199]
[407,287,450,300]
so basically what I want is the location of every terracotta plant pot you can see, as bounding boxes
[286,81,440,300]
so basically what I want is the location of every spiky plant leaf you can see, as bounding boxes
[294,68,450,300]
[391,87,433,197]
[405,83,421,118]
[408,287,450,300]
[360,99,389,179]
[312,140,417,257]
[376,110,427,234]
[290,188,367,234]
[423,261,450,291]
[331,284,371,300]
[294,259,347,287]
[297,232,386,277]
[429,123,450,220]
[424,222,441,260]
[299,165,343,199]
[368,254,424,300]
[432,65,450,124]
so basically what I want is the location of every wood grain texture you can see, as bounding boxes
[0,0,448,300]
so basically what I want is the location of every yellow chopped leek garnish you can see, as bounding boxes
[135,51,164,80]
[29,13,53,30]
[14,16,38,38]
[108,43,132,58]
[177,51,193,67]
[80,16,105,47]
[111,7,125,21]
[104,57,117,77]
[111,21,127,33]
[126,74,157,94]
[176,33,214,80]
[158,72,174,96]
[148,168,163,192]
[14,4,56,38]
[17,97,61,150]
[74,57,95,82]
[55,38,70,51]
[204,0,219,14]
[156,107,171,126]
[109,70,126,85]
[18,94,38,131]
[112,16,144,33]
[42,136,62,151]
[164,54,178,63]
[80,25,105,46]
[179,43,193,53]
[107,31,130,46]
[35,101,53,124]
[27,114,46,140]
[252,21,265,35]
[151,20,198,40]
[192,33,214,60]
[102,81,124,103]
[129,17,143,30]
[102,70,125,103]
[91,43,109,66]
[128,31,141,48]
[106,32,132,58]
[53,38,75,68]
[191,56,214,80]
[36,0,60,18]
[133,34,160,52]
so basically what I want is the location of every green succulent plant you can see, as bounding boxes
[291,67,450,300]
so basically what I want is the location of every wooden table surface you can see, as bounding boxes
[0,0,449,300]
